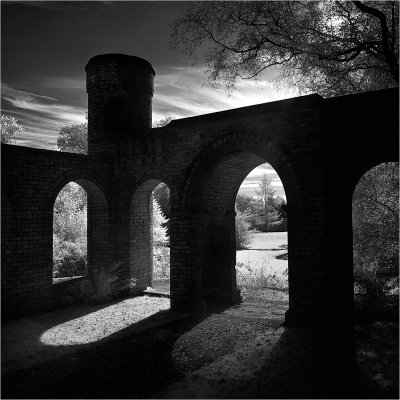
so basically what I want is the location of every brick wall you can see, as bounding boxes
[1,146,115,320]
[1,52,398,324]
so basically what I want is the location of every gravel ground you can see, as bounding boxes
[2,290,398,399]
[2,296,172,373]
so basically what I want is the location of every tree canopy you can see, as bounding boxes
[153,116,175,128]
[57,122,88,154]
[171,1,399,97]
[1,114,24,144]
[352,162,399,304]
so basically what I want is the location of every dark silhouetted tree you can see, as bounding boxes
[171,1,399,96]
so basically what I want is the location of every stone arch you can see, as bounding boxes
[346,156,399,206]
[183,133,302,309]
[130,174,171,291]
[46,169,111,280]
[182,133,302,211]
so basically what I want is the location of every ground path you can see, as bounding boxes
[2,291,398,399]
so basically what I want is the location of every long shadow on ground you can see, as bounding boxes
[2,299,398,399]
[1,309,206,399]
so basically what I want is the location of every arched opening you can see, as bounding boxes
[235,163,288,313]
[130,180,171,298]
[52,179,110,284]
[188,150,294,314]
[53,182,87,282]
[352,162,399,316]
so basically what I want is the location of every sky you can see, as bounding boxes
[1,0,291,198]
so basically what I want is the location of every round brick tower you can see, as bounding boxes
[85,54,155,155]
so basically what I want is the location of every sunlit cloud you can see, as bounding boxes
[153,65,297,122]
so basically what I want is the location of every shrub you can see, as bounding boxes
[67,262,137,304]
[268,218,287,232]
[53,235,87,278]
[53,182,87,278]
[235,210,253,249]
[236,261,288,291]
[153,245,170,280]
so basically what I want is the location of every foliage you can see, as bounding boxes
[236,261,288,291]
[1,114,24,144]
[152,197,170,280]
[57,121,88,154]
[53,182,87,278]
[235,193,256,213]
[153,245,170,280]
[153,182,171,228]
[256,174,277,231]
[353,162,399,308]
[92,261,137,302]
[236,190,286,233]
[171,1,399,97]
[268,215,288,232]
[153,197,169,246]
[235,209,254,249]
[153,116,175,128]
[53,235,87,278]
[68,262,137,304]
[256,175,276,203]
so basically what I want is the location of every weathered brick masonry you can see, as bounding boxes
[2,54,398,324]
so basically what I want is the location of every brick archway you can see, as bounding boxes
[182,134,303,312]
[2,56,397,323]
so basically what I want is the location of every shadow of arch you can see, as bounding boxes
[183,134,303,311]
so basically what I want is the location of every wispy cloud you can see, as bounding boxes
[1,65,294,149]
[237,164,287,199]
[1,82,86,149]
[153,65,297,122]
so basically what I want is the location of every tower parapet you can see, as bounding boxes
[85,53,155,155]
